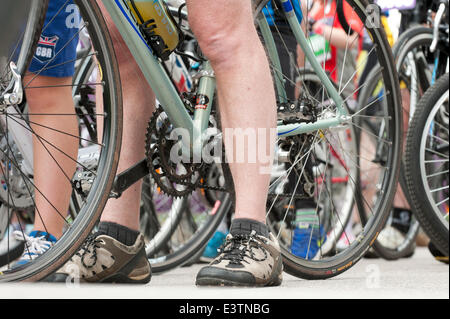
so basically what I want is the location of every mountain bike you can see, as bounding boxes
[0,0,402,281]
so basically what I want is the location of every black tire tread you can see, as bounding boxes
[405,73,449,256]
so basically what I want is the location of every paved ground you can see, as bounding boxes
[0,247,448,299]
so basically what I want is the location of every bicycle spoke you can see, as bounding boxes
[0,137,70,228]
[4,113,98,177]
[6,113,103,147]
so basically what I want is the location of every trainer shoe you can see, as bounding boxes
[44,233,151,283]
[376,208,416,258]
[12,230,57,267]
[196,230,283,287]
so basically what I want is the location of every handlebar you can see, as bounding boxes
[430,1,447,52]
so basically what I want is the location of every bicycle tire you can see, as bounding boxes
[405,73,449,256]
[0,0,122,282]
[336,0,356,36]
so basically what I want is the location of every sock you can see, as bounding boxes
[391,208,412,234]
[97,222,139,246]
[230,218,269,238]
[295,208,319,229]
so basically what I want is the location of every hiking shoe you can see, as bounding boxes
[44,233,151,283]
[200,231,227,263]
[11,230,57,268]
[291,225,326,260]
[195,230,283,287]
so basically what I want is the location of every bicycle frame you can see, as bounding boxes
[101,0,349,146]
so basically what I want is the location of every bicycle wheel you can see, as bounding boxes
[255,0,402,279]
[358,25,446,259]
[355,29,434,259]
[405,73,449,256]
[0,0,122,282]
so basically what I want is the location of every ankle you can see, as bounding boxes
[230,218,269,238]
[97,221,140,246]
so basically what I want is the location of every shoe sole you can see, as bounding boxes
[46,271,151,284]
[101,271,151,284]
[195,274,282,287]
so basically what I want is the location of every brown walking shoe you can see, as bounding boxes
[44,233,151,284]
[196,230,283,287]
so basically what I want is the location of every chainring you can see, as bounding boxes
[145,107,206,198]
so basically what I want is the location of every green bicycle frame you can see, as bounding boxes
[101,0,349,156]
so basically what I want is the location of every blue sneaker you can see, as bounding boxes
[291,226,326,260]
[200,231,227,262]
[12,230,57,267]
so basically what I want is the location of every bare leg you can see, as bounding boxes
[24,75,78,239]
[186,0,277,223]
[98,4,155,231]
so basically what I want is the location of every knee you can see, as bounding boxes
[191,23,242,69]
[188,5,257,70]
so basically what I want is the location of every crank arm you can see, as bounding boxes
[109,158,150,199]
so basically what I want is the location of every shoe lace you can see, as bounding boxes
[13,231,53,260]
[75,233,103,269]
[218,231,268,265]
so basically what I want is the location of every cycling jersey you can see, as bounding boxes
[29,0,79,77]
